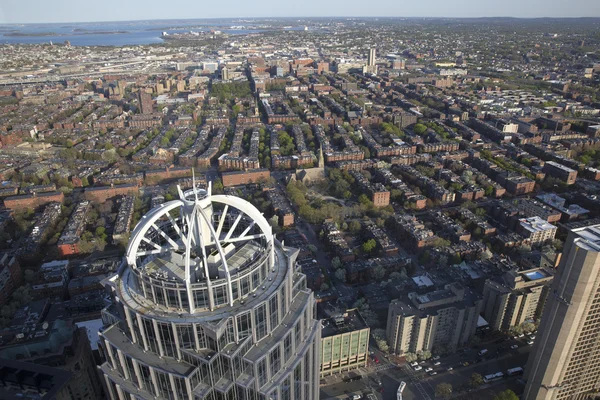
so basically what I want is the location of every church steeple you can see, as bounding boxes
[318,144,324,168]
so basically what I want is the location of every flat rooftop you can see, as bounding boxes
[573,224,600,252]
[321,309,368,338]
[519,216,556,233]
[415,289,455,305]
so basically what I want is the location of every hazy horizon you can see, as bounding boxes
[2,0,600,24]
[2,16,600,26]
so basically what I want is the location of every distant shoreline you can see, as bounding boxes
[4,30,129,37]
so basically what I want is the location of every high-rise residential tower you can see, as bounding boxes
[368,48,376,67]
[138,90,153,114]
[524,224,600,400]
[98,183,321,400]
[364,48,378,75]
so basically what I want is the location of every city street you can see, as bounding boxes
[321,336,532,400]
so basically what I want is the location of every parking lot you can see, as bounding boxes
[321,333,534,400]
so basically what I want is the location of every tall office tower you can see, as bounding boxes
[368,48,376,67]
[524,224,600,400]
[98,183,321,400]
[138,90,153,114]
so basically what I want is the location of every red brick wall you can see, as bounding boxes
[222,170,271,187]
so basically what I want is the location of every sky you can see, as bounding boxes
[1,0,599,24]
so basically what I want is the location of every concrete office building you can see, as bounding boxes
[482,268,553,332]
[386,282,481,355]
[524,224,600,400]
[320,309,370,377]
[98,182,321,400]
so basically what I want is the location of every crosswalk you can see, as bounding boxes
[373,363,395,372]
[402,366,432,400]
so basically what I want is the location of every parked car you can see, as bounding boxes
[433,361,441,366]
[527,340,534,345]
[432,355,441,360]
[410,362,419,367]
[425,367,433,372]
[429,371,438,376]
[511,344,519,349]
[414,365,423,371]
[447,367,454,371]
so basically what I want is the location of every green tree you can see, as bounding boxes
[331,257,342,269]
[95,226,107,241]
[451,253,462,265]
[335,268,346,282]
[362,239,377,254]
[358,194,372,206]
[494,390,519,400]
[509,325,524,336]
[348,219,362,233]
[470,373,484,388]
[376,338,389,352]
[413,123,428,135]
[23,270,36,283]
[213,179,224,194]
[431,237,451,248]
[12,285,31,305]
[404,353,418,363]
[475,208,486,217]
[521,321,536,333]
[372,265,386,280]
[435,383,452,399]
[389,272,402,280]
[372,328,386,341]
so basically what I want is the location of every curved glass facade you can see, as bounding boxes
[98,191,321,400]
